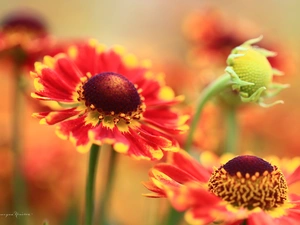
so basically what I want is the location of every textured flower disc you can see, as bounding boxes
[208,155,288,210]
[82,72,142,114]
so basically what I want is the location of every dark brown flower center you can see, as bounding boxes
[78,72,145,124]
[208,155,288,210]
[82,72,141,114]
[223,155,273,176]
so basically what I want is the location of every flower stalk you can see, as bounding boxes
[85,144,100,225]
[97,147,118,225]
[11,61,28,225]
[185,74,232,152]
[224,106,238,154]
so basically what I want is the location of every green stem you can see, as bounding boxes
[98,148,118,225]
[224,106,238,154]
[12,64,28,225]
[161,207,184,225]
[184,74,232,152]
[241,219,248,225]
[63,202,78,225]
[85,144,100,225]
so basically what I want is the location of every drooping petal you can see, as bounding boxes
[168,150,211,182]
[135,125,175,149]
[123,129,164,160]
[129,124,180,155]
[56,116,93,152]
[143,110,189,135]
[142,180,167,198]
[167,182,220,211]
[152,164,201,184]
[90,124,130,152]
[32,108,80,125]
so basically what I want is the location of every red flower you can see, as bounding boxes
[144,150,300,224]
[31,40,188,160]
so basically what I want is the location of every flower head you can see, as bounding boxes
[31,40,188,160]
[144,150,300,224]
[225,36,289,107]
[0,8,53,66]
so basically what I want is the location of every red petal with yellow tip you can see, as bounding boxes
[169,150,211,182]
[34,108,80,125]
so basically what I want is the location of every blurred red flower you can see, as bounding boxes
[0,8,54,69]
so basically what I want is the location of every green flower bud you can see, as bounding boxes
[225,36,289,107]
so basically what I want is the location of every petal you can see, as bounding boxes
[149,168,182,190]
[123,128,164,160]
[139,77,161,99]
[91,124,130,152]
[34,68,75,101]
[55,57,84,88]
[247,212,275,225]
[56,116,93,152]
[289,194,300,202]
[98,50,123,72]
[32,108,80,125]
[136,125,174,149]
[73,43,98,75]
[152,163,201,184]
[142,181,167,198]
[137,124,180,152]
[185,207,219,225]
[286,165,300,186]
[143,114,189,135]
[167,182,221,211]
[274,200,300,225]
[143,167,182,198]
[168,150,211,182]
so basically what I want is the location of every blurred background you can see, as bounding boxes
[0,0,300,225]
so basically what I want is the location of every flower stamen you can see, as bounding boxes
[208,155,288,210]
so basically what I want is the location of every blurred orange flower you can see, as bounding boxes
[239,103,300,157]
[144,150,300,225]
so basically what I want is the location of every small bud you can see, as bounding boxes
[225,36,289,107]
